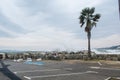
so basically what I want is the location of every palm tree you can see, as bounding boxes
[79,7,101,59]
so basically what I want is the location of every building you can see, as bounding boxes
[0,53,6,59]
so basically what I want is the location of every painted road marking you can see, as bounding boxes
[105,77,111,80]
[24,76,31,80]
[90,67,100,69]
[90,66,120,71]
[86,71,98,73]
[98,61,102,66]
[105,77,120,80]
[14,68,72,74]
[14,69,60,74]
[24,71,98,79]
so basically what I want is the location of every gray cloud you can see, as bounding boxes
[0,10,28,37]
[0,0,119,50]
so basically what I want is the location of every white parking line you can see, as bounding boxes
[90,67,100,69]
[14,69,60,74]
[90,66,120,70]
[102,68,120,70]
[24,76,31,80]
[105,77,111,80]
[98,61,102,66]
[14,68,72,74]
[24,71,98,80]
[105,77,120,80]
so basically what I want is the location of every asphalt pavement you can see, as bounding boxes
[0,60,120,80]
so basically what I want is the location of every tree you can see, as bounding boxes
[79,7,101,59]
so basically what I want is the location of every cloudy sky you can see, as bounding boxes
[0,0,120,51]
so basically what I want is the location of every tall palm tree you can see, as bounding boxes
[79,7,101,59]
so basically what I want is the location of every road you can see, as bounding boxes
[0,60,120,80]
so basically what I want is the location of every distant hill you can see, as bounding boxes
[93,45,120,54]
[99,45,120,50]
[0,45,120,54]
[0,50,24,53]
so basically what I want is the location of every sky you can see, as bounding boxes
[0,0,120,51]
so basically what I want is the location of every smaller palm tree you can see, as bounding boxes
[79,7,101,59]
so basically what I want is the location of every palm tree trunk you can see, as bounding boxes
[118,0,120,18]
[87,31,91,59]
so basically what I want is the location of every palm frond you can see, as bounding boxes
[82,7,90,14]
[79,15,85,23]
[81,11,86,16]
[95,14,101,19]
[91,22,96,27]
[93,18,98,22]
[79,14,86,27]
[90,7,95,14]
[81,22,85,27]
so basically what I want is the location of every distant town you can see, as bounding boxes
[0,50,120,61]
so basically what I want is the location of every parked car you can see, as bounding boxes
[36,58,42,61]
[17,59,23,62]
[26,58,32,61]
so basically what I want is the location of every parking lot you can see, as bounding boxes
[0,60,120,80]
